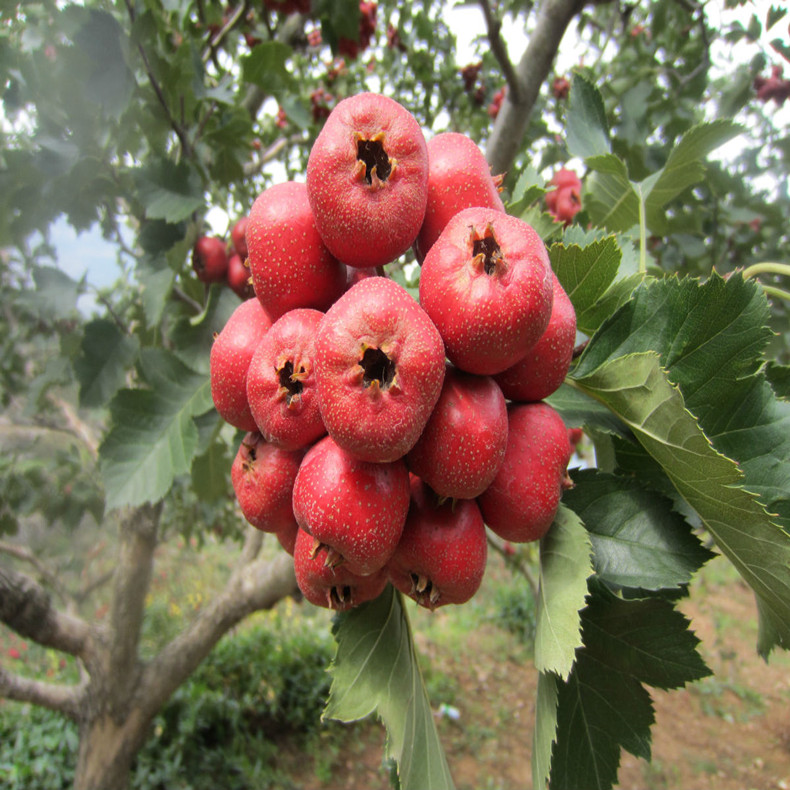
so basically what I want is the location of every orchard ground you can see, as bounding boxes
[5,516,790,790]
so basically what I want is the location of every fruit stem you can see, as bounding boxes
[741,262,790,281]
[760,285,790,304]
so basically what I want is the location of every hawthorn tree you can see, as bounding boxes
[1,1,789,789]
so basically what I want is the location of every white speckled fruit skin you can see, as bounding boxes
[406,363,508,500]
[306,92,428,269]
[246,307,327,451]
[292,435,410,576]
[209,299,272,432]
[315,276,446,463]
[478,402,573,543]
[494,272,577,403]
[246,181,347,320]
[414,131,505,263]
[419,207,554,376]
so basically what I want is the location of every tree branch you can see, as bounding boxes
[0,564,92,658]
[0,541,73,607]
[478,0,522,101]
[0,667,83,721]
[106,503,161,704]
[485,0,590,177]
[138,548,297,719]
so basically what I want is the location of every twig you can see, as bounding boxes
[478,0,522,102]
[0,668,83,720]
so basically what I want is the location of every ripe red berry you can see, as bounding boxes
[210,298,272,432]
[293,527,389,611]
[406,364,508,500]
[230,216,249,260]
[226,253,254,300]
[493,272,577,402]
[192,235,229,283]
[419,207,554,376]
[478,402,574,543]
[231,432,303,533]
[246,308,327,450]
[388,478,488,609]
[292,434,410,576]
[246,181,347,321]
[414,131,505,263]
[545,168,583,226]
[306,92,429,268]
[552,76,570,100]
[315,276,446,463]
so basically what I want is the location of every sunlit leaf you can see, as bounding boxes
[325,586,455,790]
[567,72,611,159]
[535,506,593,679]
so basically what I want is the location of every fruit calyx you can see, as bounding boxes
[354,131,395,187]
[327,584,354,609]
[410,572,441,609]
[470,223,504,275]
[276,358,307,407]
[309,536,345,569]
[359,344,398,393]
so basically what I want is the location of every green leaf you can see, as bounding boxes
[191,436,231,503]
[563,469,715,591]
[546,384,632,441]
[134,160,205,224]
[767,5,788,29]
[99,349,213,510]
[573,350,790,657]
[532,670,560,790]
[549,236,643,335]
[585,155,640,232]
[535,506,593,679]
[240,41,295,94]
[324,586,455,790]
[642,121,742,224]
[548,583,710,790]
[21,266,82,321]
[567,72,611,159]
[74,319,140,408]
[581,583,711,691]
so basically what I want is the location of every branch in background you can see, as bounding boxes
[478,0,522,102]
[172,285,205,315]
[485,0,592,177]
[49,395,100,459]
[138,548,297,719]
[0,564,93,658]
[122,0,193,158]
[0,668,83,720]
[487,532,540,602]
[0,541,73,608]
[202,2,249,64]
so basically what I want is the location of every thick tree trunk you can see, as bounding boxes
[74,709,150,790]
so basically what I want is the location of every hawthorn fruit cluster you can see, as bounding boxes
[192,216,254,300]
[209,92,577,612]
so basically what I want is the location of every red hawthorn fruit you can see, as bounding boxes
[552,76,570,100]
[246,181,347,320]
[210,298,273,432]
[419,207,554,376]
[263,0,311,14]
[460,61,482,93]
[307,28,322,47]
[414,131,506,263]
[488,85,506,118]
[545,168,582,226]
[388,478,488,609]
[276,520,299,556]
[292,434,411,576]
[305,92,429,268]
[246,308,327,450]
[293,527,389,611]
[338,1,377,59]
[478,402,574,543]
[231,216,249,260]
[754,64,790,105]
[231,432,303,532]
[406,364,508,500]
[315,276,446,463]
[310,88,333,122]
[275,106,288,128]
[192,235,229,283]
[568,426,584,447]
[493,272,577,402]
[226,253,255,300]
[345,265,382,291]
